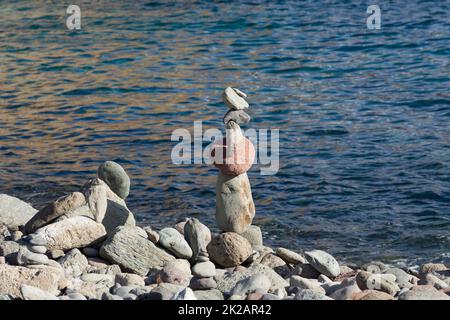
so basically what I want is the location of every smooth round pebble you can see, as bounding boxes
[97,161,130,199]
[222,87,249,110]
[192,261,216,278]
[190,277,217,290]
[158,228,193,259]
[29,245,47,254]
[304,250,340,278]
[276,247,306,265]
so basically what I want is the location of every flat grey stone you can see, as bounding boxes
[16,246,49,266]
[305,250,340,278]
[217,264,288,294]
[231,274,271,296]
[194,289,224,300]
[294,289,333,300]
[100,226,175,276]
[20,284,58,300]
[223,109,251,125]
[29,245,47,254]
[24,192,86,234]
[222,87,249,110]
[0,194,37,230]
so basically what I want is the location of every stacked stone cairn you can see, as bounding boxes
[213,87,256,236]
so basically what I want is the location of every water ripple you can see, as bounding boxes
[0,0,449,265]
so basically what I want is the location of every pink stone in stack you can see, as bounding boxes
[211,137,255,176]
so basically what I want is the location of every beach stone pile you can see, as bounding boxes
[0,91,449,300]
[210,87,259,272]
[0,165,449,300]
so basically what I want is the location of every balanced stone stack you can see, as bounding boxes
[20,161,135,258]
[184,218,217,290]
[212,87,256,235]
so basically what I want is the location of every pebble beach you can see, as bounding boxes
[1,87,449,301]
[0,178,449,301]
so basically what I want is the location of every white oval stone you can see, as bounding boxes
[159,228,193,259]
[222,87,249,110]
[232,88,247,98]
[192,261,216,278]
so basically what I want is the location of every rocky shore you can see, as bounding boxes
[0,161,449,301]
[0,89,449,301]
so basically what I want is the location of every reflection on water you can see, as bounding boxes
[1,1,449,265]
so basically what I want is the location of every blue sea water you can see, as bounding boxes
[0,1,449,265]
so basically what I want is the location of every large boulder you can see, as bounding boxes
[207,232,252,268]
[58,249,89,278]
[0,194,37,230]
[216,264,288,295]
[100,226,175,276]
[230,274,271,296]
[398,285,450,300]
[157,259,192,286]
[32,216,107,251]
[0,264,60,298]
[0,241,21,263]
[215,172,255,233]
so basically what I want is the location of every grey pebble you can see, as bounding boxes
[28,234,47,246]
[102,292,123,300]
[16,247,49,265]
[223,110,251,125]
[114,285,138,297]
[29,245,47,254]
[122,293,137,300]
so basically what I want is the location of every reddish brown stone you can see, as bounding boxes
[211,137,255,176]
